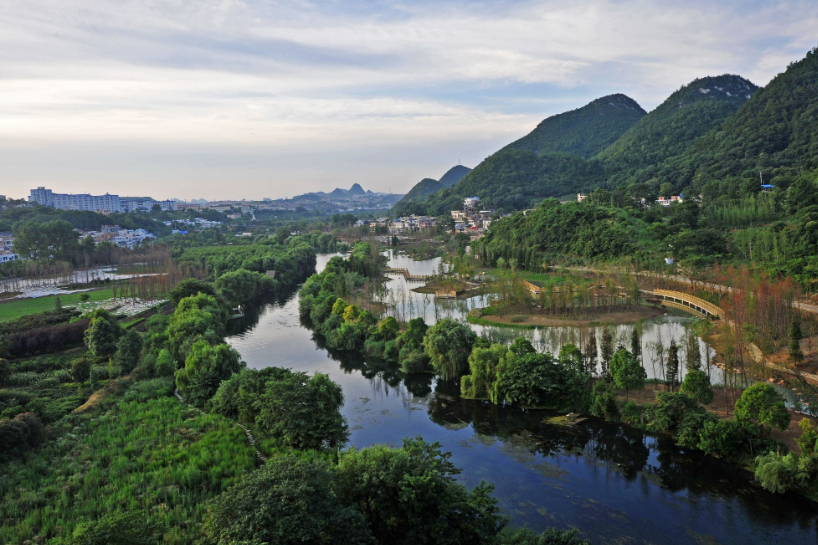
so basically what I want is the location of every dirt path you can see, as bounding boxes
[476,306,666,327]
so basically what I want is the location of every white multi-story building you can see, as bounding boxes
[120,198,178,212]
[463,196,481,213]
[29,187,121,213]
[0,231,18,263]
[656,195,683,207]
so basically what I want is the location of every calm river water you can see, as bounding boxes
[227,253,818,545]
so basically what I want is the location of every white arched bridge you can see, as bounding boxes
[648,289,722,319]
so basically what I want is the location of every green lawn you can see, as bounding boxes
[0,288,115,324]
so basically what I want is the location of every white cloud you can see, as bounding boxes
[0,0,816,198]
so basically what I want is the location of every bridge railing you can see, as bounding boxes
[651,289,722,318]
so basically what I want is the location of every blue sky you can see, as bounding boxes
[1,0,816,200]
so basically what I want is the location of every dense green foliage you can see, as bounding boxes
[599,75,757,176]
[335,437,503,545]
[203,456,373,545]
[734,383,791,435]
[0,378,259,544]
[212,367,349,450]
[423,318,478,380]
[0,205,169,235]
[66,510,164,545]
[175,340,243,408]
[174,237,316,283]
[672,48,818,194]
[475,199,650,266]
[392,165,472,211]
[504,94,645,159]
[424,150,608,214]
[83,310,122,359]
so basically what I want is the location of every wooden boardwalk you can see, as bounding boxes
[384,267,430,281]
[434,290,457,299]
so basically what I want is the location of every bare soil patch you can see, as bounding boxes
[479,306,666,328]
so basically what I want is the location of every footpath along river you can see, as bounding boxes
[227,253,818,545]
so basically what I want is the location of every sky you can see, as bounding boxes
[1,0,816,201]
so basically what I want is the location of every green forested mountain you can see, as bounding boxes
[669,48,818,196]
[438,165,472,188]
[397,178,444,205]
[504,94,646,158]
[429,150,607,213]
[599,75,757,173]
[392,165,471,213]
[406,48,818,215]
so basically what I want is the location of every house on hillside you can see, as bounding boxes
[656,195,683,207]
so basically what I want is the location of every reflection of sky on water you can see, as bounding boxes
[225,253,818,545]
[380,251,723,383]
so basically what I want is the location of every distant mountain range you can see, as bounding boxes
[391,47,818,217]
[295,183,399,201]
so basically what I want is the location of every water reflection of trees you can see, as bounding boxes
[423,379,817,528]
[311,327,435,401]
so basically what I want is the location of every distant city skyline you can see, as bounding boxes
[2,0,816,200]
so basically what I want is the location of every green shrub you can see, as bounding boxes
[676,410,718,449]
[734,383,791,435]
[680,368,714,405]
[697,420,746,462]
[754,452,816,494]
[590,382,619,420]
[643,392,699,433]
[621,400,642,426]
[400,349,432,374]
[797,418,818,455]
[0,412,45,459]
[71,357,92,383]
[155,349,175,377]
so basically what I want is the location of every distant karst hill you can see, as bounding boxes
[296,183,392,200]
[347,183,366,196]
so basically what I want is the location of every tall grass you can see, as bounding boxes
[0,377,258,544]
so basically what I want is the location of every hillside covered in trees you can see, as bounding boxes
[502,93,646,158]
[398,48,818,220]
[392,165,472,212]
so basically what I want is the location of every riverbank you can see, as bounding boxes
[468,304,666,328]
[615,382,816,454]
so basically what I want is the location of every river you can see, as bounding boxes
[227,253,818,545]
